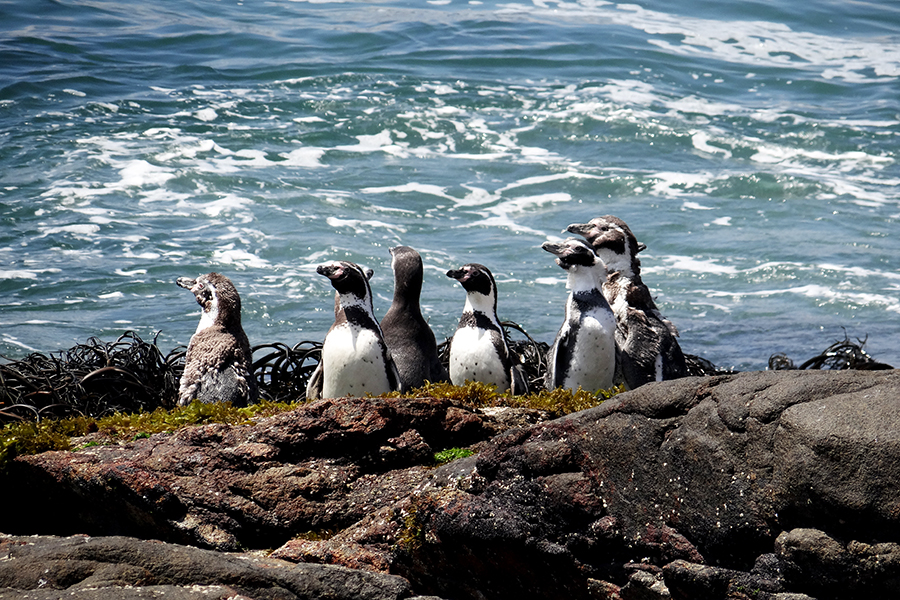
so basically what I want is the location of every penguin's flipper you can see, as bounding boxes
[386,354,405,393]
[511,363,529,396]
[306,361,324,400]
[551,328,572,391]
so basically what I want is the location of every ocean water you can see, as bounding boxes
[1,0,898,372]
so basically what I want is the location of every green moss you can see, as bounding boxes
[0,382,622,473]
[396,500,426,553]
[434,447,475,465]
[0,397,305,473]
[386,380,623,418]
[507,384,624,418]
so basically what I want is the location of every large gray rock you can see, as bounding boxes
[396,369,900,599]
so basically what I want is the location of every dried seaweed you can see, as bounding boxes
[0,331,183,422]
[0,333,324,423]
[769,333,893,371]
[684,353,738,376]
[0,325,891,426]
[252,341,322,403]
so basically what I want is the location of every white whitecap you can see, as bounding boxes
[325,217,408,233]
[118,160,176,188]
[281,147,326,168]
[194,108,218,122]
[651,255,738,275]
[362,182,458,202]
[691,131,732,158]
[335,130,409,157]
[0,270,38,280]
[39,224,101,239]
[213,246,270,269]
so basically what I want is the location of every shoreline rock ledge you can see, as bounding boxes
[2,369,900,600]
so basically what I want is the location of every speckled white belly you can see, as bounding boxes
[449,326,510,389]
[560,310,616,393]
[321,323,392,398]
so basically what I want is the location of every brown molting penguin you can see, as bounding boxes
[177,272,258,407]
[380,245,448,389]
[566,215,687,389]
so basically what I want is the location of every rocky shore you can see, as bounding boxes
[2,368,900,599]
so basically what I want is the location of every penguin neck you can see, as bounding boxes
[391,271,423,316]
[339,291,376,320]
[463,291,499,325]
[566,264,604,295]
[595,249,638,280]
[195,304,221,334]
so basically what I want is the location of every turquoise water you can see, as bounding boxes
[2,0,899,371]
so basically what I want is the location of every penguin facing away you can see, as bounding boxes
[306,260,402,400]
[380,245,448,389]
[566,215,687,389]
[177,272,258,407]
[541,238,617,393]
[446,263,528,395]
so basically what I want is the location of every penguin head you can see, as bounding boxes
[177,272,241,331]
[317,261,373,302]
[446,263,496,295]
[565,215,644,276]
[447,263,498,314]
[389,245,424,299]
[541,238,601,270]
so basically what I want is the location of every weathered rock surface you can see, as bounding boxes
[2,370,900,600]
[395,369,900,599]
[0,396,513,551]
[0,533,415,600]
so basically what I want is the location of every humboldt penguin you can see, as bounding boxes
[541,238,616,393]
[177,272,258,407]
[306,260,402,400]
[446,263,528,395]
[566,215,687,389]
[380,245,448,388]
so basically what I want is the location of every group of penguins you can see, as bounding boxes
[176,215,688,407]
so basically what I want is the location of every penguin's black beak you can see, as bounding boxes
[446,267,468,282]
[317,263,345,281]
[541,241,567,257]
[565,222,591,237]
[542,241,573,270]
[176,277,197,290]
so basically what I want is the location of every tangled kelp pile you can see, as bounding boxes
[1,328,893,426]
[768,334,893,371]
[0,332,182,422]
[0,332,321,424]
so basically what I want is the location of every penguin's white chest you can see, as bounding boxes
[558,308,616,392]
[449,326,509,389]
[321,323,392,398]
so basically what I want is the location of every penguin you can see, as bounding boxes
[566,215,687,389]
[380,245,448,389]
[446,263,528,395]
[541,238,617,393]
[306,260,402,400]
[176,272,258,407]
